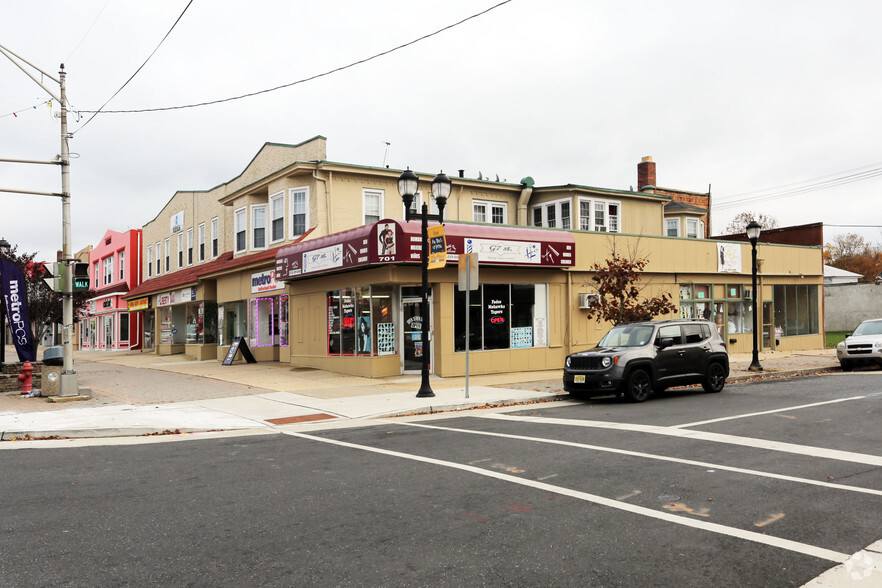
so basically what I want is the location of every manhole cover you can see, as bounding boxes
[658,494,680,501]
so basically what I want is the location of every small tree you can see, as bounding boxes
[722,212,779,235]
[584,248,677,325]
[824,233,882,282]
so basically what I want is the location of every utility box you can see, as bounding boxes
[41,366,61,397]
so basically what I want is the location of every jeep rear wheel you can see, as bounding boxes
[623,369,651,403]
[840,360,853,372]
[702,362,726,393]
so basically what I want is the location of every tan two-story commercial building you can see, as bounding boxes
[125,135,824,378]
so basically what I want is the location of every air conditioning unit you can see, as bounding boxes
[579,293,599,309]
[596,225,608,232]
[743,288,753,299]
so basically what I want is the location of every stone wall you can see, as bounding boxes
[0,362,43,393]
[824,282,882,331]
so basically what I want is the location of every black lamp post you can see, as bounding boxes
[746,220,763,372]
[0,237,9,372]
[398,168,451,398]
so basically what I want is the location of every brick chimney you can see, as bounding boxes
[637,156,656,191]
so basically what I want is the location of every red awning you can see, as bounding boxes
[275,220,574,280]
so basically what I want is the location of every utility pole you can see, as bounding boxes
[0,45,79,395]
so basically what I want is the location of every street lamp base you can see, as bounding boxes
[747,362,764,372]
[416,371,435,398]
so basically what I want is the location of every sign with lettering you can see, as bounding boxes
[303,243,343,275]
[222,336,257,365]
[127,297,150,312]
[251,269,281,294]
[427,225,447,269]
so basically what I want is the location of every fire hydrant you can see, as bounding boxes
[18,361,34,395]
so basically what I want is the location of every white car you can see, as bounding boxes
[837,318,882,371]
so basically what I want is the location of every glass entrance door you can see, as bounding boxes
[402,293,432,374]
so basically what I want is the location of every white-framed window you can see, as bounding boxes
[147,246,153,278]
[198,223,206,261]
[666,219,680,237]
[103,256,113,285]
[686,218,699,239]
[290,187,308,238]
[252,204,267,250]
[211,217,219,258]
[269,191,285,244]
[531,198,571,229]
[164,238,170,272]
[473,200,507,224]
[155,242,161,274]
[186,229,193,265]
[118,250,125,281]
[177,233,184,268]
[363,189,383,224]
[93,261,99,288]
[577,198,621,232]
[234,207,247,253]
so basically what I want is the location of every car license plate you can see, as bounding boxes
[574,375,586,383]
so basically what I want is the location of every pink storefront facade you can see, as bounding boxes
[79,229,144,351]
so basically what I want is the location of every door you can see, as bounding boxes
[402,293,433,374]
[654,324,686,383]
[762,301,774,350]
[104,315,114,350]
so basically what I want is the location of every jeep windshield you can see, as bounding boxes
[597,325,654,348]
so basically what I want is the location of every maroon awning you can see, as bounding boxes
[275,220,574,280]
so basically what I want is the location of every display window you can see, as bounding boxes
[774,284,819,336]
[454,283,548,352]
[326,285,394,357]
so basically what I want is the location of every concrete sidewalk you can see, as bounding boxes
[0,347,842,441]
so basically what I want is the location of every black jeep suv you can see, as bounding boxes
[563,319,729,402]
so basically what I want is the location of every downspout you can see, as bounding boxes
[313,168,330,233]
[516,176,535,226]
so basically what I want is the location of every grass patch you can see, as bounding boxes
[826,331,849,348]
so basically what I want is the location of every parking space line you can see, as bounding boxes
[395,421,882,496]
[283,430,849,563]
[670,396,866,429]
[484,414,882,467]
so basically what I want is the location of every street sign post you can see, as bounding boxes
[458,253,479,398]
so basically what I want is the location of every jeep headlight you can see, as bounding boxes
[875,341,882,349]
[837,342,845,351]
[601,357,612,368]
[565,357,571,368]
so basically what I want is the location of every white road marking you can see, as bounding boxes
[483,414,882,467]
[671,396,866,429]
[283,430,849,563]
[394,421,882,496]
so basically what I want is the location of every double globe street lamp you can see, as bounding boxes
[397,169,452,398]
[746,220,763,372]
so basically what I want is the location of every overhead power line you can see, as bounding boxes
[75,0,195,133]
[76,0,513,118]
[713,162,882,211]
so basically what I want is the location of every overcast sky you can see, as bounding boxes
[2,0,881,262]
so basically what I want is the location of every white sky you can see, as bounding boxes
[2,0,881,261]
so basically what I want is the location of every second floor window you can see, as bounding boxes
[473,201,507,224]
[252,205,267,249]
[363,189,383,225]
[155,242,161,274]
[211,217,219,258]
[118,250,125,281]
[666,219,679,237]
[235,208,247,253]
[290,187,308,237]
[187,229,194,265]
[532,199,570,229]
[578,198,621,233]
[270,191,285,243]
[165,238,170,272]
[198,223,206,261]
[103,256,113,285]
[146,246,153,278]
[177,233,184,268]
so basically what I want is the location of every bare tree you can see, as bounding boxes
[722,212,779,235]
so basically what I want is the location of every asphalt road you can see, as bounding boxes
[1,373,879,586]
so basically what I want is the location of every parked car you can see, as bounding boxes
[836,318,882,371]
[563,318,729,402]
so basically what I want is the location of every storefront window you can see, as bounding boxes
[454,284,547,352]
[279,295,289,347]
[326,285,393,357]
[160,307,173,344]
[219,302,246,346]
[186,302,203,344]
[251,297,277,347]
[774,284,818,336]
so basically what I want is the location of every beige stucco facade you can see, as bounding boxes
[124,135,824,382]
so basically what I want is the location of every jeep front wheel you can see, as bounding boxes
[623,369,651,403]
[702,362,727,393]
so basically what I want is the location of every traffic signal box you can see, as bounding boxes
[43,262,91,293]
